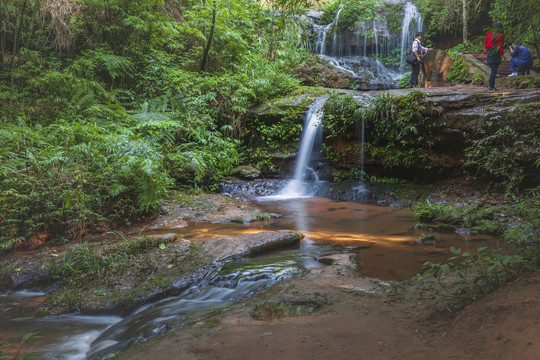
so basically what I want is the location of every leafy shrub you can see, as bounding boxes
[419,246,533,310]
[463,107,540,192]
[321,93,362,139]
[362,91,439,168]
[413,200,462,224]
[0,121,173,250]
[447,41,484,84]
[398,72,411,88]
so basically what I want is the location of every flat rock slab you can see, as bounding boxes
[200,230,304,261]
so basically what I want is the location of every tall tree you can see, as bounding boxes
[200,0,216,72]
[462,0,468,42]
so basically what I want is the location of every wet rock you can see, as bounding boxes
[220,179,288,197]
[0,253,54,290]
[232,166,261,179]
[317,254,356,266]
[200,230,303,261]
[37,230,303,315]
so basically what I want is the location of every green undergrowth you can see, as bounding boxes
[0,0,320,250]
[413,197,540,246]
[414,195,539,310]
[320,91,440,181]
[49,235,178,286]
[446,41,484,85]
[463,104,540,192]
[417,246,537,312]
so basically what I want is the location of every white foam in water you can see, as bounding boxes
[42,330,107,360]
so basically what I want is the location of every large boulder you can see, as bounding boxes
[423,49,454,87]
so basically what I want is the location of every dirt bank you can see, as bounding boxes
[115,254,539,360]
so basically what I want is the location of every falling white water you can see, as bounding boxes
[308,2,422,88]
[316,4,343,56]
[362,23,367,57]
[400,2,424,72]
[263,97,327,200]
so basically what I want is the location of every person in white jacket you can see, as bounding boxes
[409,32,431,88]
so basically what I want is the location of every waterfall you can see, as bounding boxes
[400,2,424,72]
[264,98,326,200]
[307,1,425,88]
[362,23,367,57]
[373,20,379,58]
[315,23,332,55]
[317,4,343,56]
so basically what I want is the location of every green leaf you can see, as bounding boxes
[94,288,107,296]
[64,191,73,209]
[21,332,41,344]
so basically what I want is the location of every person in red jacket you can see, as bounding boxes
[483,22,504,90]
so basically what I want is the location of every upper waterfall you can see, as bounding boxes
[307,1,424,89]
[399,2,424,72]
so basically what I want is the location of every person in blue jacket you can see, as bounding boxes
[508,43,533,77]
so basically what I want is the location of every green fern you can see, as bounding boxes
[97,54,135,81]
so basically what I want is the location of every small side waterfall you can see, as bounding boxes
[264,98,327,200]
[399,2,424,72]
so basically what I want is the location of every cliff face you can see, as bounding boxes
[250,86,540,184]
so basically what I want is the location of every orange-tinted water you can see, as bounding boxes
[146,198,508,281]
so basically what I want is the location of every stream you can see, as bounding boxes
[0,195,504,359]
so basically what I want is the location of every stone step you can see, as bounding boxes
[472,53,511,76]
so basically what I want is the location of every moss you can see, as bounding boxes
[471,220,505,235]
[416,223,455,233]
[413,201,462,224]
[251,300,319,321]
[419,233,436,242]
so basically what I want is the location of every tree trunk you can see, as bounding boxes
[200,0,216,72]
[462,0,468,42]
[0,0,6,72]
[9,0,28,112]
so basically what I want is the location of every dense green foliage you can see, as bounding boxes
[320,91,440,182]
[446,41,484,84]
[0,0,313,249]
[416,0,491,42]
[419,245,534,311]
[417,0,540,61]
[463,105,540,192]
[490,0,540,57]
[320,0,403,37]
[363,90,438,168]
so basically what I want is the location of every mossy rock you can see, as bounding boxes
[252,86,331,122]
